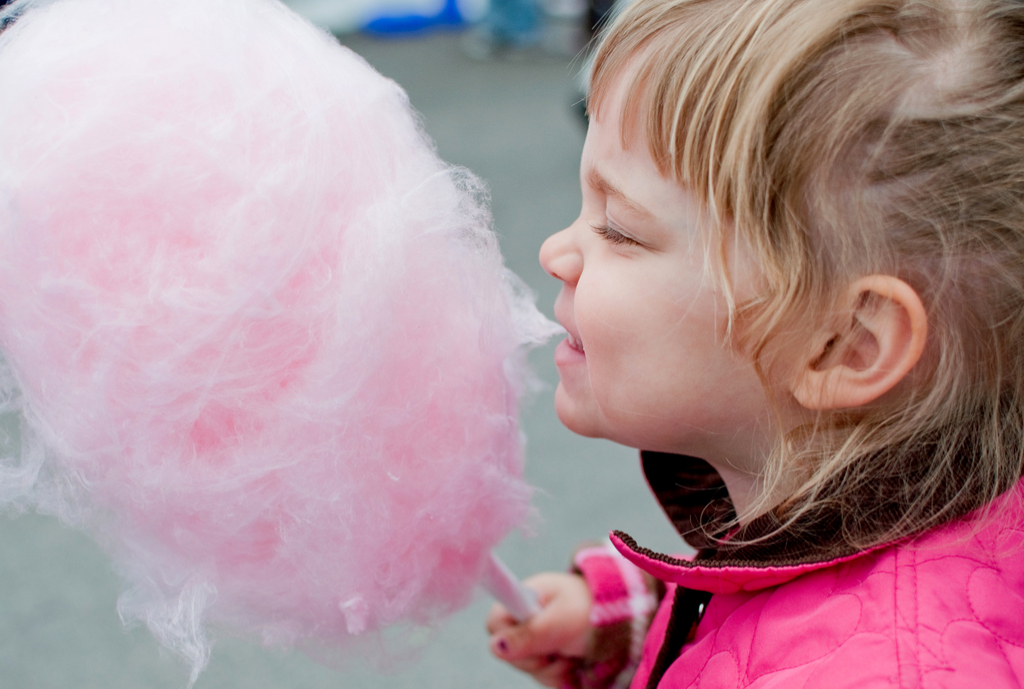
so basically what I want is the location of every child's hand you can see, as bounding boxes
[486,572,593,688]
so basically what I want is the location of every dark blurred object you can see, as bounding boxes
[572,0,618,125]
[586,0,615,38]
[0,0,19,34]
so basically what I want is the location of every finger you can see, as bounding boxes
[503,652,572,688]
[492,616,573,662]
[485,602,517,635]
[533,657,574,688]
[505,652,558,674]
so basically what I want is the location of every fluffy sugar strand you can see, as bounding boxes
[0,0,560,681]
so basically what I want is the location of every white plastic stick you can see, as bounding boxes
[481,552,540,621]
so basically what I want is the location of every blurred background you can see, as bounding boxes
[0,5,688,688]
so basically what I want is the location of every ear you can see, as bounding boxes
[792,275,927,411]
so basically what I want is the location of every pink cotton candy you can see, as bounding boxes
[0,0,558,682]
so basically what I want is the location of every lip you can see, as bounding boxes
[554,336,586,366]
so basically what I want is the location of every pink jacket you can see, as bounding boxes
[577,453,1024,689]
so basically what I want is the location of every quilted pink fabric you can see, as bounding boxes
[614,480,1024,688]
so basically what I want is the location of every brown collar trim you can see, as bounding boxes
[641,451,863,567]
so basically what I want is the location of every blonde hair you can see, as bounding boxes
[590,0,1024,547]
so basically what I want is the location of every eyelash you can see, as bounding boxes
[591,223,639,246]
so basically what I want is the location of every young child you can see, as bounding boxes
[486,0,1024,686]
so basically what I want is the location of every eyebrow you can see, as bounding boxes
[585,167,656,221]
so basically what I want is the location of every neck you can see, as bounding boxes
[707,462,763,524]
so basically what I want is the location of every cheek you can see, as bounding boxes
[572,282,633,394]
[576,278,673,397]
[591,284,726,399]
[574,274,637,356]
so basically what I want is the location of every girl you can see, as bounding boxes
[486,0,1024,686]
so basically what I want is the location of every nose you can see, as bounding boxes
[539,225,582,285]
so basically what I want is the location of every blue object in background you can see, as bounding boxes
[363,0,466,34]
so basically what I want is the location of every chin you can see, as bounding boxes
[552,386,622,440]
[553,388,608,439]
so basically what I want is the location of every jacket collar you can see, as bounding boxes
[611,451,881,593]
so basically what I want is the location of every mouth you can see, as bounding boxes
[566,331,584,354]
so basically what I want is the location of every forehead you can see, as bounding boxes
[582,72,658,194]
[582,83,714,252]
[586,58,664,170]
[588,40,691,193]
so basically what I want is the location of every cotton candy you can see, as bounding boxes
[0,0,558,682]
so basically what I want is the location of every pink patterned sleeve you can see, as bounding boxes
[566,541,664,689]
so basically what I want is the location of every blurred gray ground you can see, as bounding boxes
[0,31,686,689]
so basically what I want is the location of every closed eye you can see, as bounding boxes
[591,222,639,246]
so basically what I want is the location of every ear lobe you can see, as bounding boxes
[793,275,927,411]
